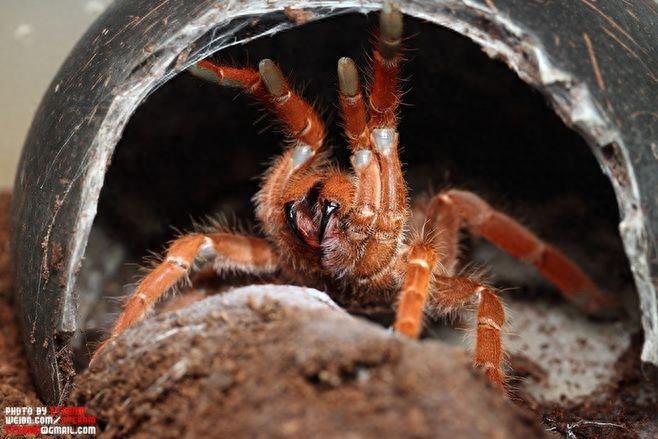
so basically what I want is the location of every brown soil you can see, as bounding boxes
[72,290,545,438]
[514,334,658,438]
[0,192,41,433]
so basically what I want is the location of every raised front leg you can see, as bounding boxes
[324,3,410,282]
[336,2,407,235]
[92,232,278,362]
[196,58,327,236]
[196,59,325,152]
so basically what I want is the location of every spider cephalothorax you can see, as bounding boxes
[94,3,614,392]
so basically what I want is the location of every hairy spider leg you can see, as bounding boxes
[394,235,508,392]
[92,233,277,362]
[427,189,615,314]
[197,59,327,232]
[337,56,382,229]
[474,286,506,391]
[195,61,269,100]
[393,240,438,338]
[337,57,368,148]
[429,275,507,392]
[369,1,403,129]
[197,59,324,149]
[331,3,409,284]
[367,2,406,229]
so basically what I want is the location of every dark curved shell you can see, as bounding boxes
[11,0,657,403]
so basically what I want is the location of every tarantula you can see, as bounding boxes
[94,3,613,392]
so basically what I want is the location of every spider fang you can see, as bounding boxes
[319,201,340,242]
[284,201,305,244]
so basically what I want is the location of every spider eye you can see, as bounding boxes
[319,201,340,242]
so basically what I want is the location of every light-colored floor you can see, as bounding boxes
[0,0,112,189]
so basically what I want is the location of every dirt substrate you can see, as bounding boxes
[72,287,545,438]
[514,333,658,438]
[0,192,41,434]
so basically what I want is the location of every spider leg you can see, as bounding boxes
[92,232,277,363]
[256,59,325,152]
[197,59,324,152]
[337,3,407,232]
[431,276,507,392]
[328,4,407,281]
[338,57,369,148]
[369,1,403,128]
[474,287,506,391]
[422,192,461,276]
[427,189,615,313]
[368,2,406,222]
[337,1,403,139]
[337,57,382,227]
[394,241,438,338]
[194,61,268,99]
[197,58,326,232]
[393,236,507,391]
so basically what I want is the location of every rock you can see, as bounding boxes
[72,286,545,438]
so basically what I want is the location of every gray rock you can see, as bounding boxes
[74,285,546,438]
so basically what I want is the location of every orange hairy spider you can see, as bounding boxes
[93,3,614,392]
